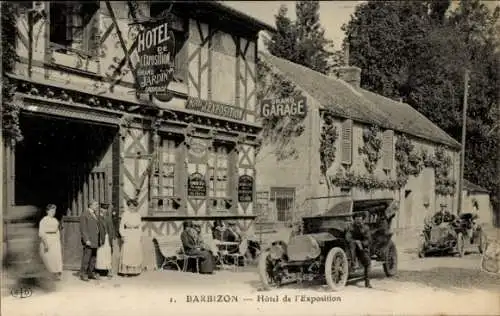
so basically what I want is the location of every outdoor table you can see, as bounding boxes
[214,241,240,267]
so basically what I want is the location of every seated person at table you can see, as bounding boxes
[212,220,226,241]
[180,221,215,274]
[223,221,241,242]
[222,221,241,254]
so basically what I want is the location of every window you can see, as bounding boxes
[49,2,99,56]
[270,188,296,223]
[382,130,394,171]
[341,119,353,165]
[208,146,230,203]
[150,138,179,212]
[208,145,232,210]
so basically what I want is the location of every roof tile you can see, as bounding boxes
[261,53,460,149]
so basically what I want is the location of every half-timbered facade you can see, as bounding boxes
[3,1,274,270]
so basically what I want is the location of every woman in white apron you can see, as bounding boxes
[118,199,143,276]
[39,204,63,280]
[96,203,113,277]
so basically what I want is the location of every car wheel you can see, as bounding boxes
[324,247,348,291]
[258,251,279,290]
[478,232,487,254]
[383,241,398,277]
[457,232,465,257]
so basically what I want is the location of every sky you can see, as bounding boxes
[223,1,499,51]
[223,1,364,50]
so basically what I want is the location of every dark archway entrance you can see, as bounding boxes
[16,113,118,269]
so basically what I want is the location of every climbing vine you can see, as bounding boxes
[319,112,338,191]
[359,125,383,174]
[422,146,456,196]
[330,133,456,195]
[330,169,399,192]
[1,2,22,144]
[395,134,424,188]
[256,58,306,161]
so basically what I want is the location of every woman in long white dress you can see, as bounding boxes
[119,199,143,276]
[39,204,63,280]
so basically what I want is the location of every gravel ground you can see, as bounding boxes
[3,228,499,316]
[3,250,499,316]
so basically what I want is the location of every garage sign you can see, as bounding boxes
[260,96,307,118]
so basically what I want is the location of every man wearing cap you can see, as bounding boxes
[346,211,372,288]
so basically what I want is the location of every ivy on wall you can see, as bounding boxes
[256,59,305,161]
[330,169,399,192]
[1,2,23,144]
[319,112,338,191]
[422,146,457,196]
[359,125,382,174]
[395,134,424,187]
[329,133,456,196]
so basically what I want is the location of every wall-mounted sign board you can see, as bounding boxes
[260,96,307,118]
[238,175,254,203]
[186,97,244,121]
[135,22,175,94]
[187,172,207,197]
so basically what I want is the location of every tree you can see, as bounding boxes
[265,1,335,74]
[1,2,22,144]
[343,0,500,215]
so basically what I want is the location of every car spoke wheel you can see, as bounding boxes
[383,241,398,277]
[325,247,348,291]
[456,232,465,257]
[258,251,279,290]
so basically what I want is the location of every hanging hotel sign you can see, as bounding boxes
[260,96,307,118]
[186,97,244,120]
[135,22,175,94]
[188,172,207,197]
[238,175,254,203]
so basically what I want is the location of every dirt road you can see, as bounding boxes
[2,248,499,316]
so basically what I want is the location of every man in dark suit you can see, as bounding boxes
[346,211,372,288]
[180,221,214,274]
[79,200,104,281]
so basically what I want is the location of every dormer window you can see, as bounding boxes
[49,2,99,57]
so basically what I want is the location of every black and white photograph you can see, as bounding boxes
[1,1,499,315]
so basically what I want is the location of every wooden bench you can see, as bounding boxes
[152,237,204,273]
[152,237,182,271]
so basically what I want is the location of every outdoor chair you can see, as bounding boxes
[227,238,248,271]
[179,244,202,273]
[152,238,181,271]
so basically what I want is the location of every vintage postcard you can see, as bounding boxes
[1,1,499,316]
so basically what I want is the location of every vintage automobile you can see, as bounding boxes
[3,205,55,291]
[456,212,487,254]
[258,198,399,291]
[418,211,486,257]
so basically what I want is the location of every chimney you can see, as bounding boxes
[330,40,362,89]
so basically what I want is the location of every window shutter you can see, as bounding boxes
[83,13,99,57]
[341,119,353,165]
[382,130,394,170]
[174,32,188,82]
